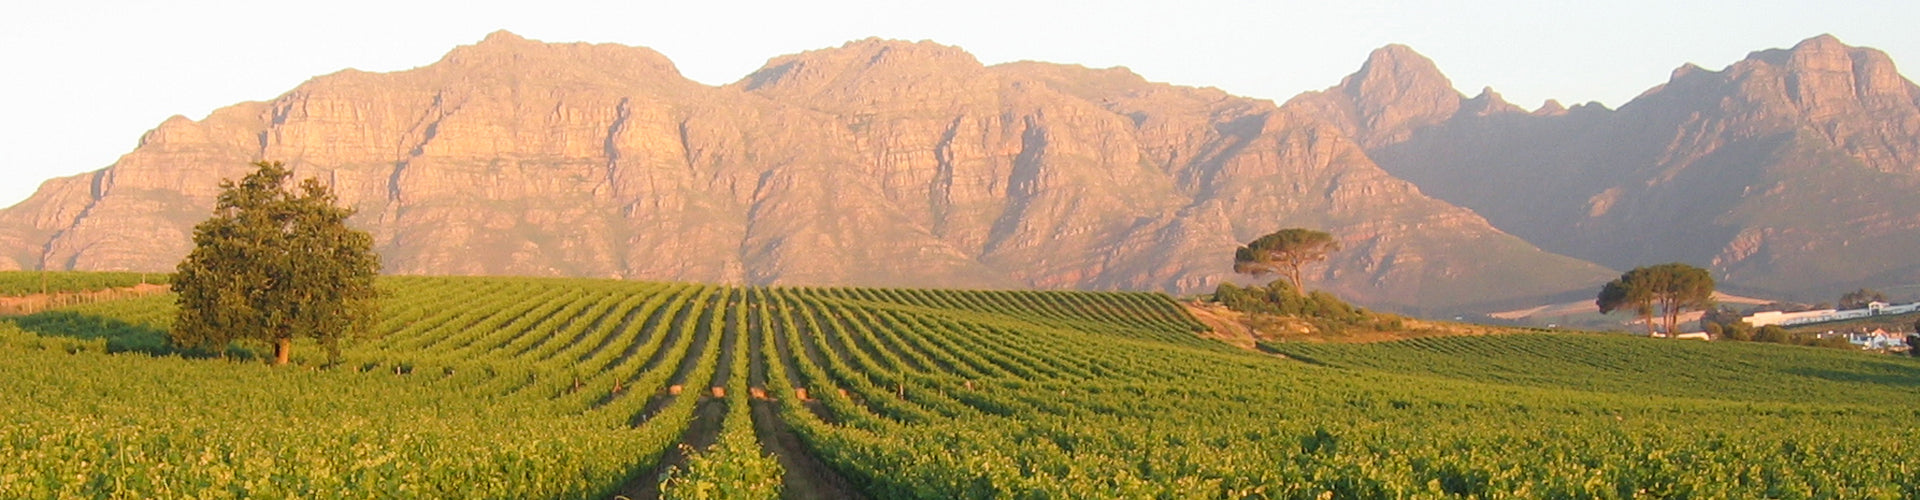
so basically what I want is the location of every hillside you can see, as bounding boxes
[1324,35,1920,301]
[2,276,1917,496]
[8,33,1920,310]
[0,32,1612,314]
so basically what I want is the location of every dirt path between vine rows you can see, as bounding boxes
[612,396,727,500]
[746,298,868,499]
[750,398,868,500]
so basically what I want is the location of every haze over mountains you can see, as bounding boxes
[1,32,1913,313]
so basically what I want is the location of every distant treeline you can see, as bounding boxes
[0,271,169,297]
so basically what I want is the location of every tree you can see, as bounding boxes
[1233,228,1341,293]
[1911,318,1920,357]
[1699,306,1754,341]
[1839,288,1888,310]
[172,161,380,365]
[1596,263,1714,337]
[1596,278,1655,336]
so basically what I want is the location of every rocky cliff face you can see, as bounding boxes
[0,31,1621,312]
[1343,35,1920,300]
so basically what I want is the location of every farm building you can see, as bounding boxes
[1743,301,1920,327]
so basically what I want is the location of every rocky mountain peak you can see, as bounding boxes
[1459,86,1524,117]
[0,34,1623,313]
[737,38,982,89]
[734,38,994,113]
[1342,44,1459,109]
[476,29,536,47]
[137,115,208,147]
[1533,99,1568,116]
[432,30,685,85]
[1668,62,1710,81]
[1729,34,1915,112]
[1310,44,1464,147]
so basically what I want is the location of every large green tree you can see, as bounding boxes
[172,161,380,365]
[1234,228,1341,293]
[1596,263,1715,338]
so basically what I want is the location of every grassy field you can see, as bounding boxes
[1,274,1917,498]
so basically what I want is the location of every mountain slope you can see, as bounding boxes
[0,32,1614,312]
[1309,35,1920,300]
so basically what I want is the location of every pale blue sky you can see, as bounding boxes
[1,0,1911,208]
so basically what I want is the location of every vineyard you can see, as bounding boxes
[0,271,167,296]
[2,274,1918,498]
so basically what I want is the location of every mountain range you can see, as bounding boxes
[2,32,1912,313]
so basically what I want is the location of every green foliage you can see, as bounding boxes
[3,277,1918,497]
[661,310,782,499]
[1700,306,1754,341]
[764,288,1920,498]
[1747,325,1857,349]
[0,277,728,499]
[1264,333,1918,404]
[1214,280,1402,335]
[9,310,172,355]
[1597,263,1715,336]
[0,321,105,354]
[1701,306,1862,350]
[1841,288,1890,310]
[1233,228,1340,291]
[171,161,380,364]
[0,271,168,296]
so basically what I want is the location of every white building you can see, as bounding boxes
[1742,301,1920,327]
[1848,329,1909,350]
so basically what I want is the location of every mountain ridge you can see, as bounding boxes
[8,32,1911,312]
[1352,33,1920,301]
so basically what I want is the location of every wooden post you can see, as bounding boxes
[711,387,725,398]
[669,384,683,395]
[795,388,808,400]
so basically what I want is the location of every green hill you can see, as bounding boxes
[2,275,1917,498]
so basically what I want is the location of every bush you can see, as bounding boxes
[1214,281,1400,335]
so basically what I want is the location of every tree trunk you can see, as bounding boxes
[1667,307,1680,339]
[1662,299,1679,338]
[274,337,291,366]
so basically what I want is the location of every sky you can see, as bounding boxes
[1,0,1913,208]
